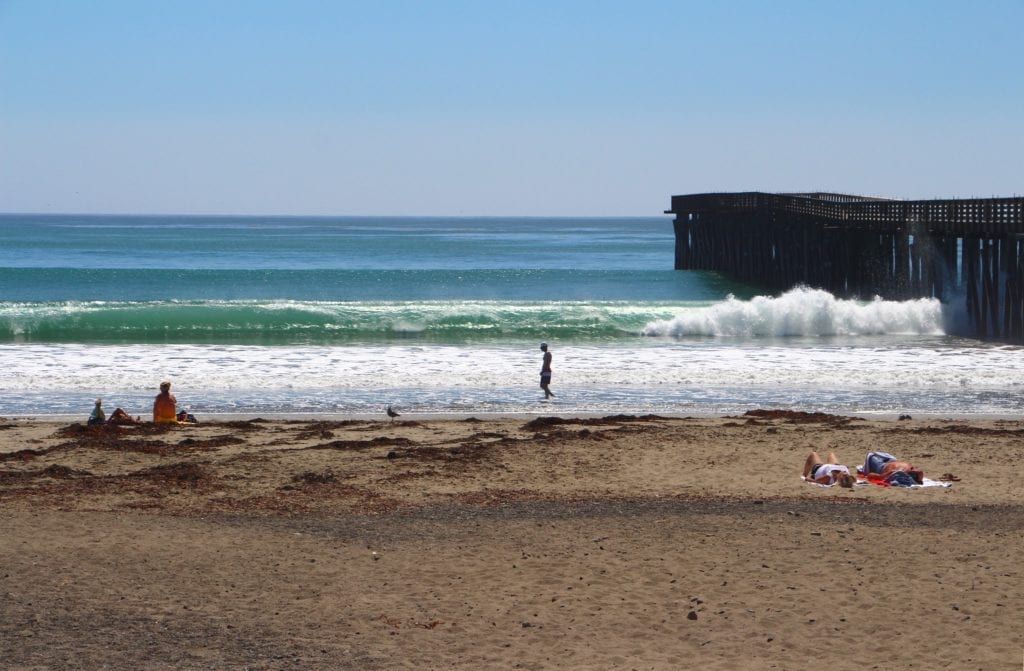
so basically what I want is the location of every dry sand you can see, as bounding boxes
[1,411,1022,670]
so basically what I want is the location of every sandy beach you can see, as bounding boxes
[2,411,1022,670]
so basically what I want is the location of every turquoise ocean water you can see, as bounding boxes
[1,214,1021,417]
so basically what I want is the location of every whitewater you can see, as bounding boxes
[1,214,1022,417]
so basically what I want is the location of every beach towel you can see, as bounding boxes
[802,475,952,489]
[862,473,952,488]
[801,476,866,488]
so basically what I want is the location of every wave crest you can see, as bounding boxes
[0,299,671,344]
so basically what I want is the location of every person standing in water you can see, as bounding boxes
[539,342,554,399]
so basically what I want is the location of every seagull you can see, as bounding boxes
[386,405,400,422]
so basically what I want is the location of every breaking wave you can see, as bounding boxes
[641,287,946,338]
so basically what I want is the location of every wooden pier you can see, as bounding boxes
[666,192,1024,341]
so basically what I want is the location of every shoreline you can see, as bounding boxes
[9,407,1024,423]
[3,412,1022,669]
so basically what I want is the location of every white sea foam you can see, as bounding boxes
[641,287,945,338]
[2,336,1023,417]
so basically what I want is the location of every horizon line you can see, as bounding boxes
[0,211,672,219]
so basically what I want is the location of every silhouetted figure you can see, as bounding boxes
[539,342,554,399]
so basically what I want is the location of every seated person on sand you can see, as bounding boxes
[802,450,856,488]
[859,451,923,486]
[88,399,106,425]
[153,381,178,424]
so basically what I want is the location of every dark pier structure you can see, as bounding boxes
[667,192,1024,341]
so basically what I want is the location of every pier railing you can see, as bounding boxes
[667,192,1024,341]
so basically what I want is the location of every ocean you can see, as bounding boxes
[1,213,1021,418]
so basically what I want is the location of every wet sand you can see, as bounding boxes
[2,412,1022,670]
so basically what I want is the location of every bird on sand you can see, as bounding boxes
[386,405,400,422]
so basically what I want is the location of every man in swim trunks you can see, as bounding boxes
[539,342,554,399]
[153,381,178,424]
[860,451,924,485]
[803,450,856,487]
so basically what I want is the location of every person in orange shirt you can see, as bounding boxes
[152,381,178,424]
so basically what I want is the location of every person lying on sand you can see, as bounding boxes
[802,450,856,487]
[859,451,923,485]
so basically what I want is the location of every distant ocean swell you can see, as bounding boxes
[0,289,946,345]
[0,300,680,344]
[0,267,708,302]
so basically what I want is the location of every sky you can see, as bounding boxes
[1,0,1022,216]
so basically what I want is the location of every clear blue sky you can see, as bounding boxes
[1,0,1021,216]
